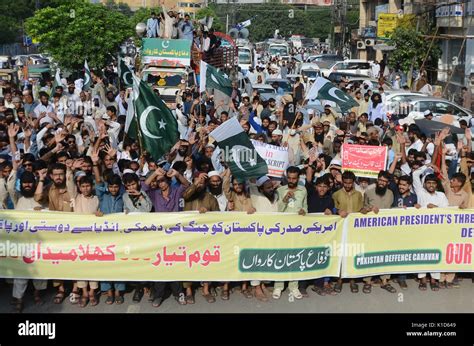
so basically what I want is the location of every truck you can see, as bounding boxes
[140,38,195,108]
[236,39,256,73]
[139,37,238,108]
[267,39,290,61]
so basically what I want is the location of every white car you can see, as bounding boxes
[298,63,321,82]
[323,60,372,78]
[406,97,473,123]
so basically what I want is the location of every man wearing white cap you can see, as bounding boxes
[270,129,283,146]
[207,170,227,212]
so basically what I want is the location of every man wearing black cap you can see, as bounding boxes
[423,110,433,120]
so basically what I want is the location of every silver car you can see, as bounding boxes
[407,96,472,123]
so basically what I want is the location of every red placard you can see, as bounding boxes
[341,144,388,178]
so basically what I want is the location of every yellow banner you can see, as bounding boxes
[0,211,343,281]
[342,209,474,278]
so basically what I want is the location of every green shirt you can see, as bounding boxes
[277,185,308,213]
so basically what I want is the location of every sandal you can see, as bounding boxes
[152,297,162,308]
[362,284,372,294]
[350,282,359,293]
[185,294,195,304]
[221,290,230,300]
[115,295,124,305]
[300,287,309,298]
[34,293,44,306]
[430,280,439,291]
[311,286,326,296]
[254,288,269,302]
[323,285,337,296]
[79,296,89,308]
[439,281,447,289]
[175,295,187,305]
[203,293,216,303]
[446,282,454,289]
[89,295,99,307]
[12,298,23,313]
[242,288,253,299]
[132,288,144,303]
[54,291,66,304]
[105,295,115,305]
[333,282,342,293]
[381,283,397,293]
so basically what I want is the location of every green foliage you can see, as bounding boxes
[25,2,133,70]
[388,26,441,73]
[0,0,82,44]
[129,6,162,26]
[214,3,332,41]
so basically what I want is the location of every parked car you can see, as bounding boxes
[383,91,427,117]
[251,83,277,101]
[327,72,392,90]
[323,60,372,78]
[406,97,472,123]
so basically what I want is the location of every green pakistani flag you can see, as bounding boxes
[200,60,232,97]
[83,60,91,91]
[210,117,268,179]
[305,77,359,111]
[119,58,133,87]
[132,75,179,160]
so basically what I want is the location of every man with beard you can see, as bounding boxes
[182,171,220,304]
[406,128,423,153]
[34,162,77,304]
[65,82,79,115]
[273,166,307,300]
[207,171,227,211]
[347,111,358,135]
[169,140,190,164]
[33,92,54,121]
[223,167,253,213]
[360,170,396,294]
[8,168,47,312]
[270,129,283,146]
[222,167,254,299]
[104,90,118,110]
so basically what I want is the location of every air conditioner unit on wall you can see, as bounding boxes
[357,41,366,50]
[365,39,375,46]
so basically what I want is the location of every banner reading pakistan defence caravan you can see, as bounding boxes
[0,210,343,282]
[342,209,474,278]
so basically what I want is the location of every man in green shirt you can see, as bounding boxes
[273,166,307,300]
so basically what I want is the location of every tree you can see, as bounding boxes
[25,1,133,70]
[216,3,332,42]
[130,7,162,28]
[196,5,224,32]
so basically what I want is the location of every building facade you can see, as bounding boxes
[356,0,473,98]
